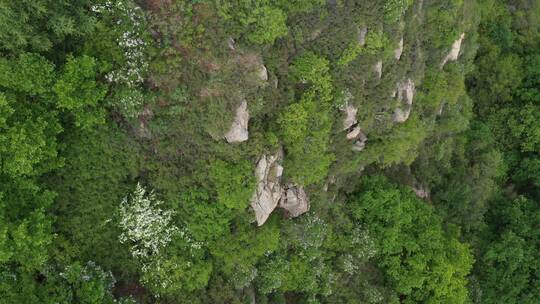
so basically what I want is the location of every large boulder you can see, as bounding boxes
[343,102,358,130]
[351,129,368,151]
[250,151,284,226]
[440,33,465,68]
[224,100,249,143]
[279,185,310,218]
[346,125,362,140]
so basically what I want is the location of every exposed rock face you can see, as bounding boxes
[279,185,310,218]
[258,65,268,81]
[227,37,236,50]
[373,60,383,79]
[437,102,445,116]
[224,100,249,143]
[440,33,465,68]
[250,151,284,226]
[342,102,368,151]
[358,27,368,46]
[136,106,154,139]
[392,78,415,123]
[323,175,336,192]
[394,37,404,60]
[412,184,430,199]
[392,108,409,123]
[250,150,312,225]
[351,130,368,151]
[346,126,362,140]
[343,102,358,130]
[399,78,415,105]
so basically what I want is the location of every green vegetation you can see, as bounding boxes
[0,0,538,303]
[279,52,335,185]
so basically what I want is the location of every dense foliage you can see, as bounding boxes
[0,0,538,303]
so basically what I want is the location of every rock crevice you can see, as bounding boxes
[342,102,368,151]
[250,150,310,226]
[250,151,284,226]
[279,185,310,218]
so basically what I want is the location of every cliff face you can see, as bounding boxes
[105,1,473,230]
[208,1,471,225]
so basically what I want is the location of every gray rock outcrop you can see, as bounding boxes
[250,150,312,225]
[136,106,153,139]
[440,33,465,68]
[227,37,236,50]
[358,27,368,46]
[250,151,284,226]
[394,37,404,60]
[351,130,368,151]
[279,185,310,218]
[342,102,368,151]
[343,102,358,130]
[258,65,268,81]
[437,102,445,116]
[346,125,362,140]
[224,100,249,143]
[412,184,430,200]
[373,60,383,79]
[392,78,415,123]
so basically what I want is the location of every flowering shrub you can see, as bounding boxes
[111,87,146,118]
[118,183,178,259]
[92,0,149,117]
[118,183,209,296]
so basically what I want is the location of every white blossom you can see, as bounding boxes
[93,0,149,115]
[96,1,148,87]
[351,227,377,260]
[118,183,179,260]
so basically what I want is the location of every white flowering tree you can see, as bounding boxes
[118,183,178,260]
[91,0,149,117]
[118,183,211,296]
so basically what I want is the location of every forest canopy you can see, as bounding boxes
[0,0,539,303]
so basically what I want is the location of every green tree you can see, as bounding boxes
[349,175,473,303]
[209,159,255,210]
[0,0,95,53]
[54,55,107,129]
[279,52,335,185]
[384,0,414,23]
[247,6,288,44]
[477,196,540,304]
